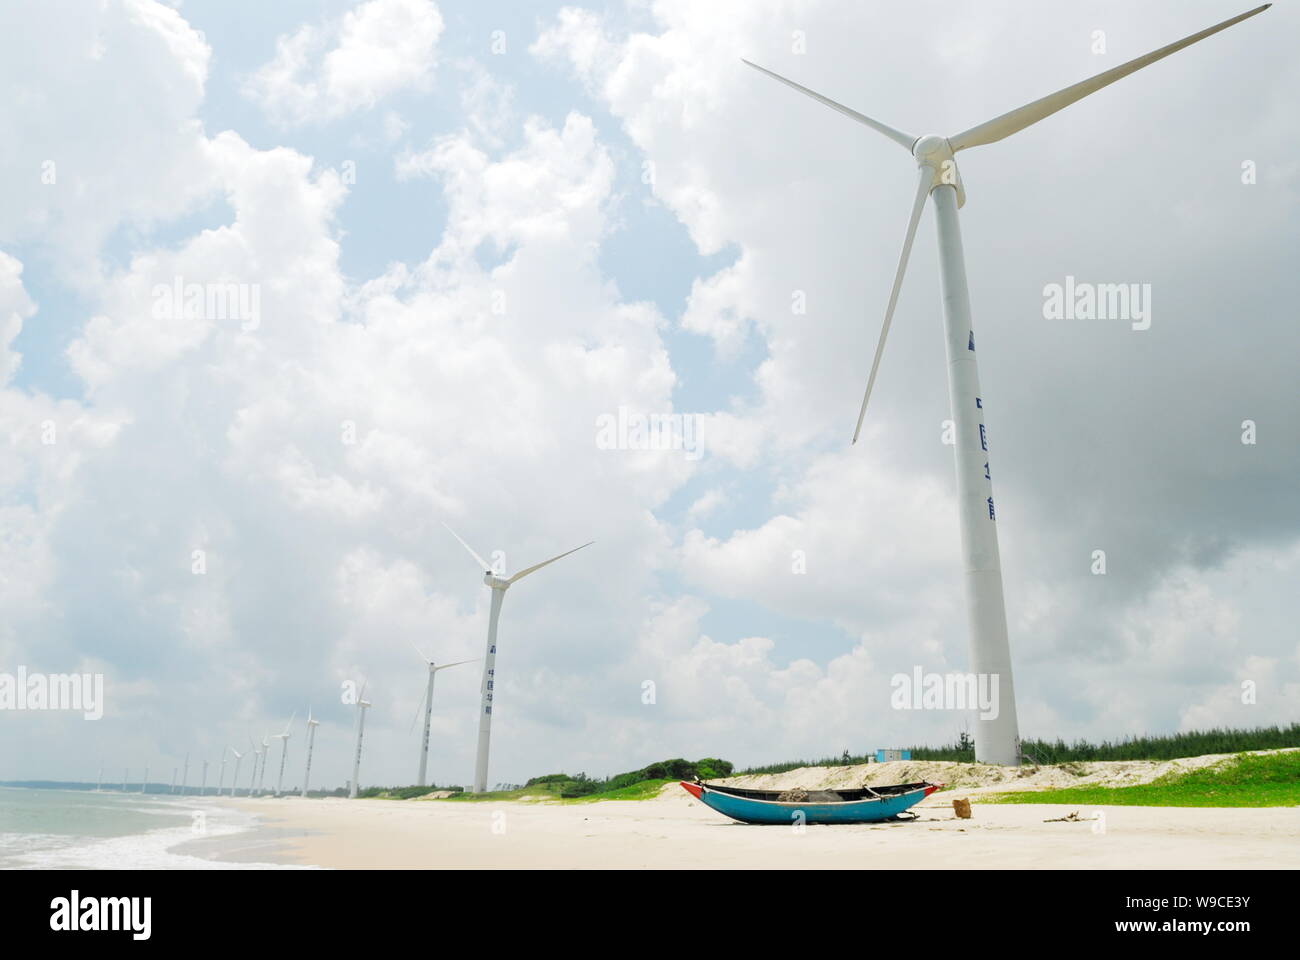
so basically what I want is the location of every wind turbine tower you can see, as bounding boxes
[741,3,1271,765]
[409,645,477,787]
[445,525,593,793]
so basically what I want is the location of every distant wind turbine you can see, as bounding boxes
[96,767,103,793]
[301,707,321,797]
[141,767,149,794]
[228,747,244,796]
[181,753,189,796]
[349,682,372,799]
[247,737,261,796]
[740,2,1271,765]
[122,768,128,793]
[445,524,593,793]
[200,759,209,797]
[271,712,296,797]
[259,734,272,794]
[218,749,229,796]
[408,642,478,787]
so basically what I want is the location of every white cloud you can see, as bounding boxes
[246,0,444,126]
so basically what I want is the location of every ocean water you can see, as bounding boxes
[0,787,299,869]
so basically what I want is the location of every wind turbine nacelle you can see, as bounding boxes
[913,135,965,208]
[483,572,510,589]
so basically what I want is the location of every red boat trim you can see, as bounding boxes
[923,782,944,797]
[679,780,703,799]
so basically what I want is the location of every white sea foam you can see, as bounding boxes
[7,802,312,870]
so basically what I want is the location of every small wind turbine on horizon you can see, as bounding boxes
[200,759,209,797]
[348,682,372,800]
[218,748,230,795]
[96,767,103,793]
[408,642,478,788]
[445,524,594,793]
[141,767,149,794]
[741,3,1271,766]
[271,712,295,797]
[228,747,244,797]
[301,707,321,797]
[181,753,189,796]
[247,737,261,796]
[256,733,271,795]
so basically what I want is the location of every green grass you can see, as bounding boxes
[990,750,1300,808]
[559,779,677,803]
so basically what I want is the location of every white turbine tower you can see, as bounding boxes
[271,712,296,797]
[301,708,320,797]
[228,747,244,796]
[141,767,149,794]
[200,759,209,797]
[169,768,177,794]
[218,749,229,795]
[122,769,128,793]
[408,644,478,787]
[181,753,189,796]
[349,683,372,799]
[96,767,103,793]
[445,524,594,793]
[256,733,271,795]
[742,3,1271,766]
[247,737,261,795]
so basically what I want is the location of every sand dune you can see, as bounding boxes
[714,747,1300,796]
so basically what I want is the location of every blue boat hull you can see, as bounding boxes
[682,781,938,825]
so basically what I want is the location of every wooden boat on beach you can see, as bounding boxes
[680,779,941,825]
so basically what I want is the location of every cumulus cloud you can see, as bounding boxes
[246,0,444,125]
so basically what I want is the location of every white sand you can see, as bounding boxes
[221,786,1300,870]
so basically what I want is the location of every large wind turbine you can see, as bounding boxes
[271,712,296,797]
[349,683,372,800]
[742,3,1271,766]
[301,707,320,797]
[408,643,478,787]
[445,524,594,793]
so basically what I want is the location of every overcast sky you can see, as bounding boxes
[2,0,1296,790]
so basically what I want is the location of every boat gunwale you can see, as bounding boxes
[696,780,934,807]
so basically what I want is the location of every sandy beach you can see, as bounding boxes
[185,785,1299,869]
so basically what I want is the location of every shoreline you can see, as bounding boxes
[192,791,1300,870]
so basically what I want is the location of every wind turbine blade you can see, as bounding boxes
[948,4,1271,152]
[409,685,428,734]
[431,657,480,672]
[741,59,915,151]
[506,541,595,584]
[282,711,296,736]
[443,522,491,572]
[852,166,932,444]
[408,638,432,664]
